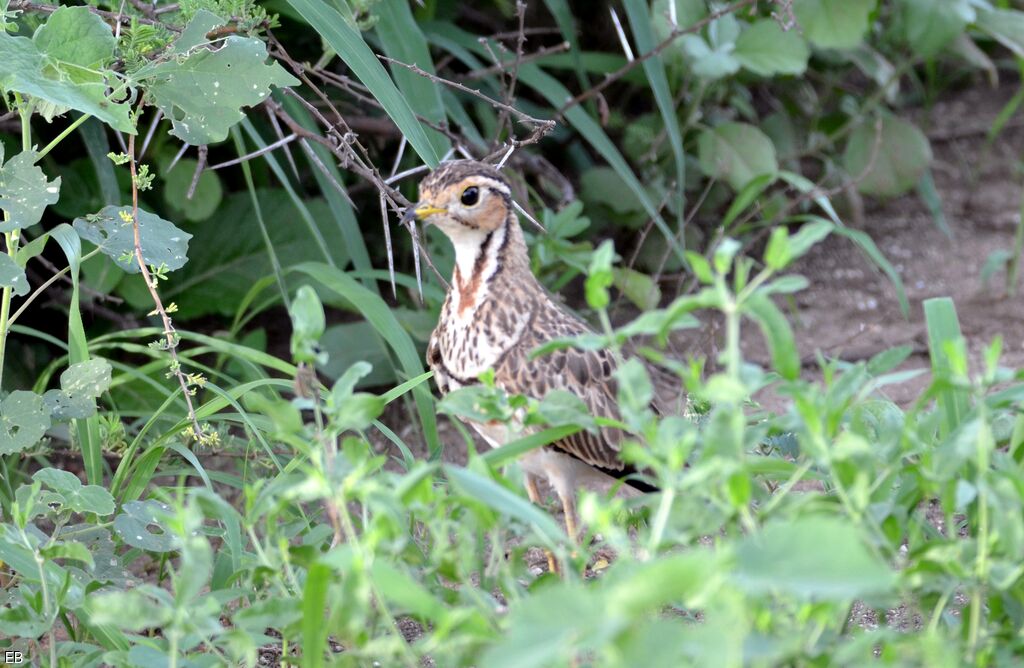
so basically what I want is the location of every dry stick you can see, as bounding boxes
[557,0,757,117]
[460,41,571,81]
[186,145,208,200]
[206,133,298,171]
[9,0,177,29]
[297,138,358,209]
[265,105,301,180]
[127,132,204,440]
[380,56,555,146]
[493,0,528,147]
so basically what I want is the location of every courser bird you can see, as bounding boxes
[405,160,667,543]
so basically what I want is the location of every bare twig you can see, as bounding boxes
[186,145,207,200]
[461,41,570,81]
[493,0,528,146]
[380,55,556,147]
[557,0,757,116]
[207,132,298,171]
[266,105,301,180]
[9,0,176,29]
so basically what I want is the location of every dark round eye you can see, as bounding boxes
[460,186,480,206]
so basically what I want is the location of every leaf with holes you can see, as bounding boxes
[698,122,778,191]
[42,358,112,420]
[0,391,51,455]
[0,150,61,233]
[113,500,176,552]
[73,205,192,273]
[134,31,298,145]
[0,252,27,296]
[32,467,115,516]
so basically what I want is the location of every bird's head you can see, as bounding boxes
[402,160,513,242]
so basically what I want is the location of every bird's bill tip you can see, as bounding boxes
[403,204,446,223]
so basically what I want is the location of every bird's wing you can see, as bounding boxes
[494,307,630,471]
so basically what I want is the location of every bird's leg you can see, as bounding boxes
[559,489,580,544]
[523,473,560,574]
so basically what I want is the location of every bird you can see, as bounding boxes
[404,159,667,548]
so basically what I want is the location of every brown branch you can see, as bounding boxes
[186,145,207,200]
[9,0,176,29]
[380,55,555,147]
[493,0,528,147]
[556,0,758,116]
[461,41,571,81]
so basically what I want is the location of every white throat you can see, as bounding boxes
[449,222,506,286]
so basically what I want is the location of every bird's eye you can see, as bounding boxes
[460,186,480,206]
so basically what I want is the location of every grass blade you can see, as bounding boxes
[285,0,441,166]
[924,297,970,437]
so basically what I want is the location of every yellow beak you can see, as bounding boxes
[413,205,446,219]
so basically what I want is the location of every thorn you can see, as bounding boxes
[609,8,635,62]
[381,193,397,299]
[167,143,190,173]
[389,135,408,178]
[514,200,545,233]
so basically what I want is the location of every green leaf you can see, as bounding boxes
[0,32,132,132]
[170,9,226,54]
[85,589,173,631]
[32,467,115,516]
[734,20,810,76]
[290,284,326,365]
[73,205,192,274]
[113,500,176,553]
[793,0,876,50]
[897,0,973,58]
[585,240,615,309]
[974,7,1024,59]
[843,115,932,198]
[536,390,597,431]
[0,390,51,455]
[41,358,112,420]
[735,516,896,599]
[134,34,298,145]
[679,34,740,79]
[0,150,61,233]
[924,297,970,437]
[286,0,441,166]
[698,122,778,191]
[444,464,564,546]
[745,293,800,380]
[0,252,27,296]
[613,267,661,310]
[162,158,222,222]
[32,6,115,70]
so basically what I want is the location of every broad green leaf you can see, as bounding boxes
[42,358,112,420]
[843,115,932,197]
[897,0,973,58]
[286,0,441,166]
[734,20,810,76]
[85,589,173,631]
[745,293,800,380]
[735,516,896,599]
[536,390,597,431]
[134,34,298,145]
[113,500,176,553]
[0,390,51,454]
[699,122,778,191]
[679,34,740,79]
[162,158,223,222]
[0,150,61,233]
[613,267,661,310]
[793,0,876,50]
[170,8,226,54]
[0,32,132,132]
[0,252,27,296]
[32,467,115,516]
[975,7,1024,59]
[73,205,192,274]
[33,6,115,70]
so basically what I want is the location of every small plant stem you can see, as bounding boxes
[967,406,992,662]
[1007,188,1024,296]
[34,113,92,162]
[724,300,741,380]
[0,94,34,391]
[126,132,204,439]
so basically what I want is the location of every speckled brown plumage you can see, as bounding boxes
[410,160,673,546]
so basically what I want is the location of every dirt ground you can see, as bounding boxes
[747,85,1024,410]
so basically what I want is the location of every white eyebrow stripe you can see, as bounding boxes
[469,176,511,196]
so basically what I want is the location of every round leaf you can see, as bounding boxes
[0,391,51,455]
[0,151,61,233]
[113,500,176,552]
[698,122,778,191]
[163,158,223,222]
[734,20,810,76]
[735,516,897,600]
[794,0,876,50]
[843,115,932,197]
[0,253,28,296]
